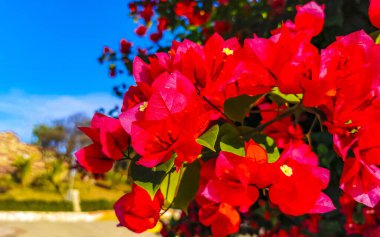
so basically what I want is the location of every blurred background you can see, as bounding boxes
[0,0,376,236]
[0,0,149,236]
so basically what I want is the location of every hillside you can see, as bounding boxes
[0,132,42,173]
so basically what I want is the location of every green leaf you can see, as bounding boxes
[219,124,245,156]
[160,168,182,208]
[224,94,263,122]
[131,155,175,199]
[270,87,302,104]
[196,124,219,151]
[172,160,200,213]
[250,134,280,163]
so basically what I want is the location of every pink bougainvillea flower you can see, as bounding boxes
[75,113,130,173]
[199,202,240,237]
[369,0,380,29]
[114,184,164,233]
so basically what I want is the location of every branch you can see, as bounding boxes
[253,104,300,132]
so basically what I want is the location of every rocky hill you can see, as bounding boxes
[0,132,42,173]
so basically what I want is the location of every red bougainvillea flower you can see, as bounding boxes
[268,142,334,215]
[75,143,113,174]
[201,148,260,212]
[340,148,380,208]
[135,25,147,36]
[259,102,304,148]
[150,31,163,42]
[157,17,169,31]
[120,39,132,54]
[132,53,172,86]
[320,31,380,161]
[188,10,210,26]
[174,0,210,26]
[369,0,380,29]
[174,0,196,18]
[267,0,286,16]
[213,21,232,35]
[199,140,273,213]
[199,202,240,237]
[114,184,164,233]
[128,3,137,14]
[140,3,154,23]
[137,47,147,55]
[109,64,116,78]
[294,1,325,37]
[75,113,129,173]
[103,46,111,54]
[120,71,209,167]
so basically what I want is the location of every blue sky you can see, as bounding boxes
[0,0,144,142]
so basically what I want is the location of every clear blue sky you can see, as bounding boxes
[0,0,146,141]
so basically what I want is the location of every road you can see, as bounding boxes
[0,221,155,237]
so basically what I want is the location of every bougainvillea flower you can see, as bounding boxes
[200,140,272,212]
[135,25,147,36]
[120,39,132,54]
[340,149,380,208]
[369,0,380,29]
[132,53,172,85]
[140,3,154,23]
[157,17,169,31]
[75,113,129,173]
[128,3,137,14]
[218,0,229,6]
[150,31,163,42]
[78,113,129,160]
[174,0,195,18]
[267,0,286,16]
[268,143,334,215]
[75,143,114,174]
[114,184,164,233]
[320,31,380,159]
[199,202,240,237]
[202,150,259,212]
[121,72,209,167]
[121,82,152,113]
[294,1,325,37]
[213,21,232,35]
[259,103,304,148]
[188,10,210,26]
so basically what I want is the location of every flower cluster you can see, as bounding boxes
[77,1,380,236]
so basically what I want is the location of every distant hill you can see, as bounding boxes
[0,132,42,174]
